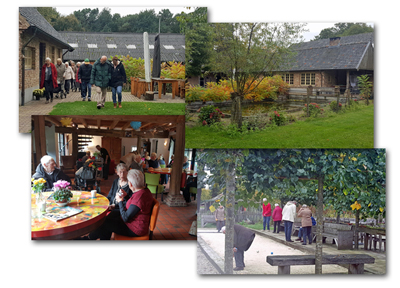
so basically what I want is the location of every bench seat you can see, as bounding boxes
[266,254,375,274]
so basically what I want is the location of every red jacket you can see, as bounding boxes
[76,68,81,83]
[262,202,271,216]
[40,63,58,89]
[272,206,283,221]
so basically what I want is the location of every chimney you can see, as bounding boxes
[329,37,341,46]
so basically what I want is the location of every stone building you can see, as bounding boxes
[19,7,74,105]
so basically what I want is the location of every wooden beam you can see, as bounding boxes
[33,116,46,168]
[55,126,169,138]
[44,116,62,127]
[47,115,184,124]
[169,120,185,196]
[109,120,119,130]
[97,119,101,129]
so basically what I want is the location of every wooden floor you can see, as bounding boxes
[84,172,197,241]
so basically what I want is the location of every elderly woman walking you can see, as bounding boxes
[63,62,74,95]
[214,205,225,232]
[110,56,127,108]
[55,58,66,98]
[40,58,58,104]
[297,204,313,245]
[107,163,133,211]
[80,169,154,240]
[272,203,283,233]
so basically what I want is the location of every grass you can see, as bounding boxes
[49,101,185,115]
[186,104,374,148]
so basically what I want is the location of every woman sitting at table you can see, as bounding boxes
[82,169,154,240]
[32,155,71,190]
[107,163,133,211]
[147,152,160,169]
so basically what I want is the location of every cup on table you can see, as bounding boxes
[91,190,97,198]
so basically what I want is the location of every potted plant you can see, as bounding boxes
[53,180,73,207]
[33,88,44,100]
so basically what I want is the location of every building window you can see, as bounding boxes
[126,44,136,49]
[107,44,117,49]
[149,45,154,49]
[87,44,98,48]
[58,48,62,58]
[163,45,175,49]
[301,73,315,85]
[24,47,34,69]
[281,73,294,85]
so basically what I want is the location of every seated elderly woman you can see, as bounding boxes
[107,163,133,211]
[81,169,154,240]
[32,155,71,190]
[147,152,160,169]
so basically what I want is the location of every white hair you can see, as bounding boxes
[77,62,81,65]
[116,163,128,172]
[221,226,226,233]
[127,169,145,189]
[41,155,54,166]
[302,204,307,208]
[275,203,279,207]
[45,57,51,62]
[65,62,69,66]
[263,198,267,202]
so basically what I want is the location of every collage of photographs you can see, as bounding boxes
[11,2,393,284]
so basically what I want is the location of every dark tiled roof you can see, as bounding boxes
[284,32,374,71]
[59,32,185,62]
[19,7,73,50]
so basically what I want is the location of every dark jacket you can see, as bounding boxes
[107,178,133,209]
[40,63,58,89]
[109,61,127,88]
[233,224,255,251]
[32,164,71,190]
[78,63,93,82]
[90,58,112,87]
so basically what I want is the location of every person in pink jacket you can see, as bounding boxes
[262,198,272,231]
[272,203,283,233]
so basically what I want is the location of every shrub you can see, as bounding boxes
[303,102,324,117]
[270,110,286,126]
[329,101,342,112]
[243,110,267,131]
[198,105,224,125]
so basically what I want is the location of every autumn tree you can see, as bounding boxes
[210,23,306,128]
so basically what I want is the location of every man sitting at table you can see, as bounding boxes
[130,154,144,173]
[32,155,71,190]
[183,156,189,169]
[147,152,159,169]
[79,169,154,240]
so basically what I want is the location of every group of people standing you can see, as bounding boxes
[40,55,127,109]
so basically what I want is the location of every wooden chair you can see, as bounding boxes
[114,198,160,240]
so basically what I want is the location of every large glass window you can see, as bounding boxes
[24,47,34,69]
[301,73,315,85]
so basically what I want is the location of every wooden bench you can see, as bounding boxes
[201,214,216,227]
[266,254,375,274]
[320,223,354,250]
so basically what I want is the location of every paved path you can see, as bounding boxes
[198,228,385,275]
[19,90,184,133]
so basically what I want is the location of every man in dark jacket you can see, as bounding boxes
[78,58,92,101]
[91,56,112,109]
[222,224,255,271]
[32,155,71,190]
[110,56,127,108]
[96,145,110,180]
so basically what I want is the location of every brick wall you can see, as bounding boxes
[19,28,65,104]
[275,71,337,88]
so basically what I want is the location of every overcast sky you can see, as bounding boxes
[54,6,194,17]
[303,22,374,41]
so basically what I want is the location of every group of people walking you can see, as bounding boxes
[40,55,127,109]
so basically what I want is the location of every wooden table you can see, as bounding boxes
[151,78,184,99]
[31,191,109,240]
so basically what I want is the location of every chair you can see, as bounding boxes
[114,198,160,240]
[160,164,166,168]
[145,172,165,200]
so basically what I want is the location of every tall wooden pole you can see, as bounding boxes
[224,160,236,274]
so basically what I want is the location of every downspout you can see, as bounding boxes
[21,27,37,106]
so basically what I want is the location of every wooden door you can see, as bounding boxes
[101,137,122,163]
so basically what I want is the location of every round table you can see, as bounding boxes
[31,191,109,240]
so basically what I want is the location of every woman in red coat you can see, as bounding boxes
[262,198,272,231]
[272,203,283,233]
[40,58,58,104]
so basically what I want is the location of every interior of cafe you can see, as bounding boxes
[31,115,197,240]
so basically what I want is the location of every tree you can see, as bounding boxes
[357,75,373,105]
[53,14,83,31]
[313,23,374,40]
[36,7,60,25]
[210,23,306,128]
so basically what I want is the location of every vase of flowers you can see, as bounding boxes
[31,178,47,210]
[53,180,73,207]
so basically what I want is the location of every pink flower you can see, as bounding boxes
[203,120,207,125]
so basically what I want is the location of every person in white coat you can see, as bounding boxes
[282,200,297,242]
[63,62,74,94]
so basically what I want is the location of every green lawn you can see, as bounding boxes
[49,101,185,115]
[186,105,374,148]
